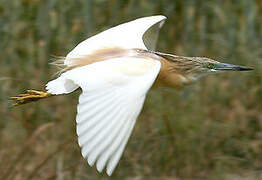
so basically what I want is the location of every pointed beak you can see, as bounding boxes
[213,63,253,71]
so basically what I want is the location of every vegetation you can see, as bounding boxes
[0,0,261,179]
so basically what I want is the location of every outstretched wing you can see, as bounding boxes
[65,15,166,61]
[61,57,161,175]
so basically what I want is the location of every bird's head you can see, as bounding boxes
[185,57,253,78]
[155,52,253,80]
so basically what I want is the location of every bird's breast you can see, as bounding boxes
[153,73,191,89]
[153,59,194,89]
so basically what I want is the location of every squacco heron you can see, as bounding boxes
[11,15,253,175]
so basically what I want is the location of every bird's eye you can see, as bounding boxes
[206,63,215,69]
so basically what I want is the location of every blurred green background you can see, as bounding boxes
[0,0,261,179]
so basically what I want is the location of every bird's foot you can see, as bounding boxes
[10,90,52,106]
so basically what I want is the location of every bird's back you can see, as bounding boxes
[52,48,193,90]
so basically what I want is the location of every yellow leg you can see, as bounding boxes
[10,90,53,106]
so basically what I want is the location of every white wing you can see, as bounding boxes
[65,15,166,62]
[61,57,161,175]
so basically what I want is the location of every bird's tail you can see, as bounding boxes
[10,90,53,106]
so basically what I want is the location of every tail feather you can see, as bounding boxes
[46,76,79,95]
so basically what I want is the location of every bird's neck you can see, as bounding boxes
[153,58,197,89]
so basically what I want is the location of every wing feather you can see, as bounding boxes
[106,97,145,175]
[61,57,161,175]
[77,89,115,116]
[86,105,129,166]
[79,98,126,158]
[76,92,121,136]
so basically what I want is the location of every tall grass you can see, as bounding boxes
[0,0,261,179]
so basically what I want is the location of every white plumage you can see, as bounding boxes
[46,15,166,175]
[66,15,166,60]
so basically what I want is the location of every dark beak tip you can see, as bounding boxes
[238,66,254,71]
[214,63,254,71]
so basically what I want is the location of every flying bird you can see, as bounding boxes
[11,15,253,176]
